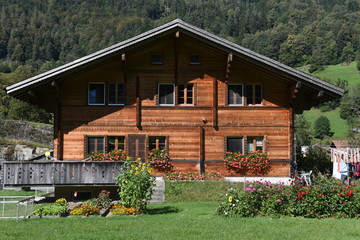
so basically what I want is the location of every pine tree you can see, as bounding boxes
[314,116,333,139]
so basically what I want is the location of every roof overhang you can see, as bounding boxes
[6,18,345,104]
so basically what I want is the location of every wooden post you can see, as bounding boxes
[212,77,218,129]
[121,53,127,105]
[199,126,205,174]
[51,81,63,160]
[136,77,142,130]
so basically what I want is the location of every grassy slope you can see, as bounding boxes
[301,61,360,139]
[302,108,348,139]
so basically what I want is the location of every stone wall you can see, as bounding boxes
[0,120,53,146]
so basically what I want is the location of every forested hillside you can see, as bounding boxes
[0,0,359,125]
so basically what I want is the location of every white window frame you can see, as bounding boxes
[88,82,105,106]
[178,84,194,106]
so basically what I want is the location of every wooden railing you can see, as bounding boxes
[3,161,123,186]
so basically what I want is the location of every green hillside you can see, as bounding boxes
[302,62,360,140]
[304,61,360,87]
[302,108,348,139]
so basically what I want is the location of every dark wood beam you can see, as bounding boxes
[51,80,63,160]
[289,81,302,105]
[121,53,128,105]
[136,77,142,130]
[225,52,233,82]
[212,77,218,130]
[199,126,205,174]
[27,90,38,98]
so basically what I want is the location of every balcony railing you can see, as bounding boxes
[2,161,123,186]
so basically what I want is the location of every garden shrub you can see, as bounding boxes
[217,177,360,218]
[115,158,155,211]
[32,198,68,217]
[217,180,289,217]
[86,190,112,209]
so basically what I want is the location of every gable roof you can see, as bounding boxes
[6,18,345,101]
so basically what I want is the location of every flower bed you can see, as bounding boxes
[109,205,141,215]
[217,177,360,218]
[165,171,223,181]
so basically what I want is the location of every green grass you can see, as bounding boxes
[1,201,360,240]
[302,108,349,139]
[303,61,360,87]
[165,180,245,202]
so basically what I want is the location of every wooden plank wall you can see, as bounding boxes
[55,33,293,177]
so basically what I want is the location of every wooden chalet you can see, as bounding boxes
[4,19,344,198]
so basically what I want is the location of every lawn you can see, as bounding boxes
[0,201,360,240]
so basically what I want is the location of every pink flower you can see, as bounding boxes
[277,199,281,202]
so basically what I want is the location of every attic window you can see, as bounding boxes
[151,54,163,64]
[190,55,200,64]
[89,83,105,105]
[108,84,124,105]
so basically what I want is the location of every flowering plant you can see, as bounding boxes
[165,171,223,181]
[69,204,99,216]
[86,190,112,209]
[87,149,127,161]
[115,158,155,210]
[224,151,271,176]
[147,149,173,172]
[110,205,141,215]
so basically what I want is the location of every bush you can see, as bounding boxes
[115,158,155,211]
[32,198,68,217]
[217,180,288,217]
[86,190,112,209]
[224,151,271,176]
[147,149,173,172]
[217,177,360,218]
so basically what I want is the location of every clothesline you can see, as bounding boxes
[331,148,360,163]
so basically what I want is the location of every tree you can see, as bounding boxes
[295,114,313,152]
[314,116,333,139]
[340,42,355,64]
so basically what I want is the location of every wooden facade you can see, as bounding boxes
[6,19,344,183]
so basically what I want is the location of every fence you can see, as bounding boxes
[0,195,35,220]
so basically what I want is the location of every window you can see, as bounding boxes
[151,54,163,64]
[178,84,194,105]
[108,136,125,152]
[247,137,263,152]
[88,136,105,153]
[89,83,105,105]
[245,84,262,105]
[87,136,125,154]
[108,84,124,105]
[158,84,175,105]
[228,84,243,105]
[149,136,166,150]
[226,137,243,153]
[190,55,200,64]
